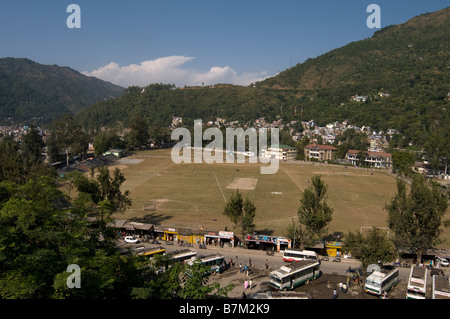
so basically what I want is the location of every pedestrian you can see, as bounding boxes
[343,284,347,294]
[333,289,337,299]
[249,258,252,268]
[339,282,343,292]
[230,258,233,267]
[244,264,248,274]
[249,279,253,290]
[239,263,243,273]
[244,280,248,290]
[265,259,269,270]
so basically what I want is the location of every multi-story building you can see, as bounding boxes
[346,150,392,168]
[261,144,297,161]
[304,144,337,162]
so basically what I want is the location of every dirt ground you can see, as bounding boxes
[209,264,409,299]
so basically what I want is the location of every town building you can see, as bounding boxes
[346,150,392,168]
[261,144,297,161]
[304,144,337,162]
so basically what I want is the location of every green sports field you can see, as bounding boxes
[111,148,450,248]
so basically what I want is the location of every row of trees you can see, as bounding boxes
[45,115,172,165]
[222,174,449,269]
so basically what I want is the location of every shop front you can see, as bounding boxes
[218,231,235,248]
[204,231,220,246]
[325,241,343,257]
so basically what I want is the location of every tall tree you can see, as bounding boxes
[297,175,333,248]
[73,166,132,223]
[125,117,150,150]
[344,227,395,269]
[20,125,45,164]
[385,176,448,262]
[47,115,89,165]
[222,190,256,246]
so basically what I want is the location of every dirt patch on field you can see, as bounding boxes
[226,178,258,190]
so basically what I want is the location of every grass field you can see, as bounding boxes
[111,148,450,248]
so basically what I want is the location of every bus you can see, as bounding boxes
[432,274,450,299]
[186,253,226,275]
[282,249,318,263]
[137,246,166,258]
[364,268,399,296]
[406,266,428,299]
[270,260,321,291]
[168,249,197,263]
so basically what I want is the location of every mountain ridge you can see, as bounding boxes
[0,57,124,125]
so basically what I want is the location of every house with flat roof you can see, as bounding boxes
[261,144,297,161]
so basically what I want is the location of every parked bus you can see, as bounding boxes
[186,253,226,275]
[137,246,166,258]
[270,260,321,291]
[168,249,197,263]
[364,268,399,296]
[432,274,450,299]
[406,266,427,299]
[282,249,318,263]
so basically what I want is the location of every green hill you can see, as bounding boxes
[0,58,124,125]
[76,7,449,146]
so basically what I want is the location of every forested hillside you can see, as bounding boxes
[75,7,449,148]
[0,58,124,125]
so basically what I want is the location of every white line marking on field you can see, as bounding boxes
[213,172,227,203]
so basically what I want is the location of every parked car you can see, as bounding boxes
[124,236,139,244]
[436,257,449,267]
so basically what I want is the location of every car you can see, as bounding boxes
[436,257,449,267]
[124,236,139,244]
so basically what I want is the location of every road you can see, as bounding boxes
[122,240,425,282]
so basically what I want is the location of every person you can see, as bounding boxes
[265,259,269,270]
[244,280,248,290]
[249,258,252,268]
[333,289,337,299]
[343,283,347,293]
[239,263,243,273]
[339,282,343,292]
[249,279,253,290]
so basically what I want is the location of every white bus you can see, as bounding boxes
[270,260,321,291]
[169,249,197,263]
[186,253,226,275]
[432,274,450,299]
[282,249,318,263]
[406,266,428,299]
[364,268,399,296]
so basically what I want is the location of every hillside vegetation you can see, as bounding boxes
[0,58,124,125]
[75,7,449,150]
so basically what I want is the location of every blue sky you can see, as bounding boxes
[0,1,448,87]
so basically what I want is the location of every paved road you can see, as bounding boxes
[123,240,444,282]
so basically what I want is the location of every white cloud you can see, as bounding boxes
[82,56,270,88]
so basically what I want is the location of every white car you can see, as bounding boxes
[124,236,139,244]
[436,257,449,267]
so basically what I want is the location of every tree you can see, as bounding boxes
[344,227,395,269]
[392,150,415,176]
[73,166,132,223]
[222,190,256,246]
[125,116,150,150]
[47,115,89,165]
[424,126,450,178]
[93,129,125,156]
[385,176,448,262]
[20,125,45,164]
[297,175,333,248]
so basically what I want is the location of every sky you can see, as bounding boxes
[0,0,448,88]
